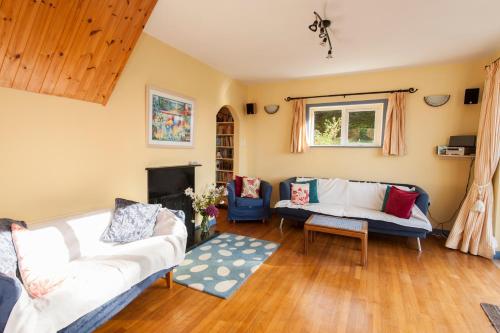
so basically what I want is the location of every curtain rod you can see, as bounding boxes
[485,56,500,69]
[284,87,418,102]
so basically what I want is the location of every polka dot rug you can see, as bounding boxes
[173,233,280,299]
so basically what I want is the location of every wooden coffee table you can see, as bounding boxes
[304,214,368,266]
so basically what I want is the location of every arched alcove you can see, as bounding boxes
[215,107,235,188]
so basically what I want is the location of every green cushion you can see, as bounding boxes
[381,186,390,211]
[297,179,319,203]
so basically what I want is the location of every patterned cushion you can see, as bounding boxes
[296,179,319,203]
[241,177,261,199]
[101,198,161,243]
[0,219,26,278]
[291,183,310,205]
[11,224,67,298]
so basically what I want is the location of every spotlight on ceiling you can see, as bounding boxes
[308,20,318,32]
[309,11,333,59]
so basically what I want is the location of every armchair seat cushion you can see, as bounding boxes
[235,197,264,208]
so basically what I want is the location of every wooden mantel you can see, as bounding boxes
[0,0,158,105]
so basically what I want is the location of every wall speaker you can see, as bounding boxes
[464,88,480,105]
[246,103,257,115]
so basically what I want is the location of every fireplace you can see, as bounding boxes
[146,164,200,248]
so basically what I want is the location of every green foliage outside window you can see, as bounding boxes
[314,110,342,145]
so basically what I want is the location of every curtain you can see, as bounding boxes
[290,99,308,153]
[382,92,407,156]
[445,60,500,258]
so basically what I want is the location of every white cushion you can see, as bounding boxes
[347,182,385,210]
[11,224,68,298]
[317,178,349,205]
[154,208,183,236]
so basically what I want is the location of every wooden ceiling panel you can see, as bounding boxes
[0,0,157,105]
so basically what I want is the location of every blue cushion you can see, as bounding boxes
[236,197,264,208]
[297,179,319,203]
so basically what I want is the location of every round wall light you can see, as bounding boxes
[424,95,451,107]
[264,104,280,114]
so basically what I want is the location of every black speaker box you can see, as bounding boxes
[246,103,257,114]
[464,88,480,104]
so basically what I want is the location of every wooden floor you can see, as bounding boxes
[97,211,500,333]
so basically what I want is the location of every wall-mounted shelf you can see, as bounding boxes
[437,154,475,159]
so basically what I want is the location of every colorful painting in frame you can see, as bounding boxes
[147,87,195,147]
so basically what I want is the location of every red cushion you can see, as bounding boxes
[384,186,419,219]
[234,176,243,197]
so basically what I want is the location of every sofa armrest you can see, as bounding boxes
[260,181,272,207]
[0,273,23,332]
[279,177,296,201]
[413,185,430,215]
[227,181,236,207]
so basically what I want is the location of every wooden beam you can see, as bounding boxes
[0,0,157,104]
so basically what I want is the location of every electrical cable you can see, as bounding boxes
[429,157,475,238]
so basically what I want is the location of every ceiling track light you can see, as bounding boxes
[308,11,333,59]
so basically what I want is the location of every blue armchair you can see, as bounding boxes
[227,180,272,222]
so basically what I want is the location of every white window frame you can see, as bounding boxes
[307,99,387,147]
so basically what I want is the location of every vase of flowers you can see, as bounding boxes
[185,184,227,234]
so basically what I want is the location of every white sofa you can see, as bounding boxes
[276,178,432,247]
[3,209,187,333]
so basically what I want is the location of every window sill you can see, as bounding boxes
[309,144,382,148]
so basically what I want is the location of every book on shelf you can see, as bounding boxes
[216,136,233,147]
[216,123,234,135]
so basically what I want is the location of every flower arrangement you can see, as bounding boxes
[185,184,227,232]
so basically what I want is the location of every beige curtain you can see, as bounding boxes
[383,92,407,156]
[445,60,500,258]
[290,99,308,153]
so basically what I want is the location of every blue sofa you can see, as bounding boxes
[227,180,272,222]
[277,178,431,248]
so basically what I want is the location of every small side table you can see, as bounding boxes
[304,215,368,266]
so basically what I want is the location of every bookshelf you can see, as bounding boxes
[216,107,234,188]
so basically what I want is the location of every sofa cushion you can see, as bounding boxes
[296,179,319,203]
[316,178,349,205]
[241,177,261,198]
[381,186,391,211]
[291,183,310,205]
[348,182,385,210]
[101,198,161,243]
[0,218,26,278]
[235,176,244,197]
[235,197,264,208]
[384,186,419,219]
[153,208,185,236]
[11,224,67,298]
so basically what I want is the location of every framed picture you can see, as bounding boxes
[147,86,195,147]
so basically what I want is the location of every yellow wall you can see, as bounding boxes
[245,60,487,229]
[0,29,497,244]
[0,33,247,223]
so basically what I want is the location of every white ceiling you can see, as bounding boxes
[145,0,500,82]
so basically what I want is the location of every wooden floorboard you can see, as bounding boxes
[96,210,500,333]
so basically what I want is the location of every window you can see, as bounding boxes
[307,99,387,147]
